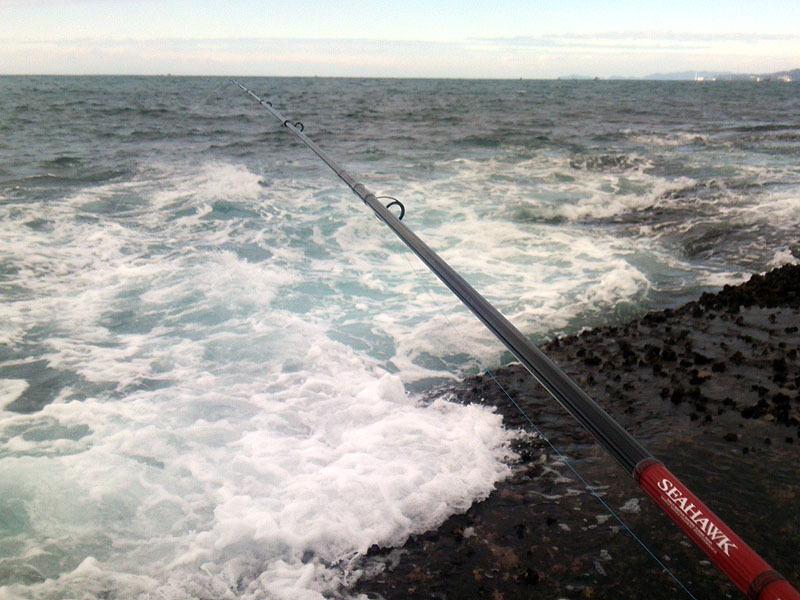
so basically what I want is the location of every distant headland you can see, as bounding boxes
[643,67,798,82]
[563,68,799,82]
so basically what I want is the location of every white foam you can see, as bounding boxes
[769,248,799,268]
[0,161,516,598]
[426,151,695,223]
[0,379,28,410]
[0,360,513,599]
[621,129,711,148]
[3,140,791,598]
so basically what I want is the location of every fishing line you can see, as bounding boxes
[234,79,800,600]
[485,369,700,599]
[172,77,231,130]
[396,248,699,598]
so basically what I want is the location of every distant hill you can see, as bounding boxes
[643,68,799,81]
[643,71,733,81]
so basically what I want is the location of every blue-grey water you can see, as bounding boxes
[0,76,798,599]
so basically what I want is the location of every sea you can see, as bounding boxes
[0,76,798,599]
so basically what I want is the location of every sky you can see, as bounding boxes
[1,0,798,78]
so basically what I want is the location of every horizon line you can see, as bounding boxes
[1,71,797,80]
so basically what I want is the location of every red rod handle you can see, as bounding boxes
[236,81,797,599]
[636,460,800,600]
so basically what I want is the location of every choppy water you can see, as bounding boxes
[0,76,798,599]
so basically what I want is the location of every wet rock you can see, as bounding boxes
[353,266,800,600]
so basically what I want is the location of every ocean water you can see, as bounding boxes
[0,76,798,599]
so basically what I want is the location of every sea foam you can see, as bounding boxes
[0,160,515,599]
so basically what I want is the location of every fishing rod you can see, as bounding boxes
[233,80,799,600]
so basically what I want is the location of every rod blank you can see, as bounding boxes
[234,80,799,600]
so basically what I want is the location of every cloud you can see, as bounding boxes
[477,31,800,46]
[0,37,476,77]
[465,30,800,59]
[1,34,797,78]
[559,31,800,42]
[0,0,83,5]
[471,36,707,52]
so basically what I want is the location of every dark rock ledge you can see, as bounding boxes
[352,264,800,600]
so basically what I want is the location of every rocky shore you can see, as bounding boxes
[353,264,800,599]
